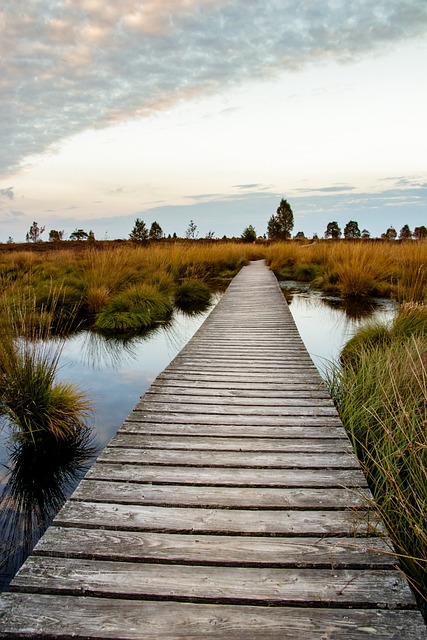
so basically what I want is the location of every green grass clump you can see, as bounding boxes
[95,284,173,334]
[340,321,391,367]
[326,305,427,603]
[0,303,92,444]
[175,280,211,311]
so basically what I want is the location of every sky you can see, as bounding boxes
[1,0,426,242]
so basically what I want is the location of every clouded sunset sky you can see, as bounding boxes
[1,1,426,241]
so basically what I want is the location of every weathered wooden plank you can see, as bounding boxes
[99,447,360,468]
[1,593,425,640]
[167,364,319,374]
[154,374,329,391]
[54,501,378,536]
[71,480,370,510]
[160,369,323,381]
[148,381,331,398]
[34,527,394,569]
[109,434,354,454]
[135,404,338,418]
[86,463,368,487]
[143,391,334,407]
[129,411,343,426]
[120,422,348,439]
[11,556,415,608]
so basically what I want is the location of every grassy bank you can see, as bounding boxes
[266,239,427,301]
[0,242,265,335]
[326,303,427,603]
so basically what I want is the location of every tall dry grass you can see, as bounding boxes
[266,240,427,301]
[326,304,427,603]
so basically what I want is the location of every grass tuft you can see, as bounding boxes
[175,279,211,311]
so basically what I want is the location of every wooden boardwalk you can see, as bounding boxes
[0,261,425,638]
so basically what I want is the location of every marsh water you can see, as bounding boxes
[0,284,398,589]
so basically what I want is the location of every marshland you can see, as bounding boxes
[0,238,426,609]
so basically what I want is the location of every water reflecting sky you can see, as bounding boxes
[281,281,398,375]
[0,287,399,472]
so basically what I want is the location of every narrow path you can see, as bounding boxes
[0,261,424,638]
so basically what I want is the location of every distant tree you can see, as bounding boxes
[399,224,412,240]
[324,221,341,239]
[361,229,370,239]
[241,225,257,243]
[69,228,89,241]
[293,231,306,240]
[6,236,14,244]
[185,220,198,239]
[413,225,427,240]
[205,230,215,240]
[172,232,177,239]
[268,198,294,240]
[267,214,281,240]
[26,221,45,243]
[49,229,64,242]
[343,220,361,239]
[149,221,163,240]
[87,230,96,243]
[382,226,397,240]
[129,218,149,243]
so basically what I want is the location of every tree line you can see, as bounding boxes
[8,202,427,245]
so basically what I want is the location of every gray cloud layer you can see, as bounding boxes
[2,0,427,174]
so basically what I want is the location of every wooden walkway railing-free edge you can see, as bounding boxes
[0,260,425,639]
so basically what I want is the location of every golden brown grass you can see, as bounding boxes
[266,239,427,300]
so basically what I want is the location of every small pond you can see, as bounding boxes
[0,283,398,589]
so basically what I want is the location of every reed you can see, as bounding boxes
[0,291,93,443]
[326,305,427,602]
[266,239,427,301]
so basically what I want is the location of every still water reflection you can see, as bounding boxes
[0,286,398,589]
[281,281,398,375]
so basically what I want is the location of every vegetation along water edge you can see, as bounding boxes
[0,236,425,610]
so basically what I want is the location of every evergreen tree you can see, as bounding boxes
[241,225,257,243]
[149,221,163,240]
[343,220,361,239]
[324,221,341,239]
[413,225,427,239]
[129,218,149,243]
[382,226,397,240]
[267,199,294,240]
[399,224,412,240]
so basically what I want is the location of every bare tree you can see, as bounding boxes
[26,221,45,242]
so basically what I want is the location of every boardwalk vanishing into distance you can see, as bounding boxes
[0,260,425,638]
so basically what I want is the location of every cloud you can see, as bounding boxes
[2,1,427,174]
[0,187,14,199]
[294,185,356,194]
